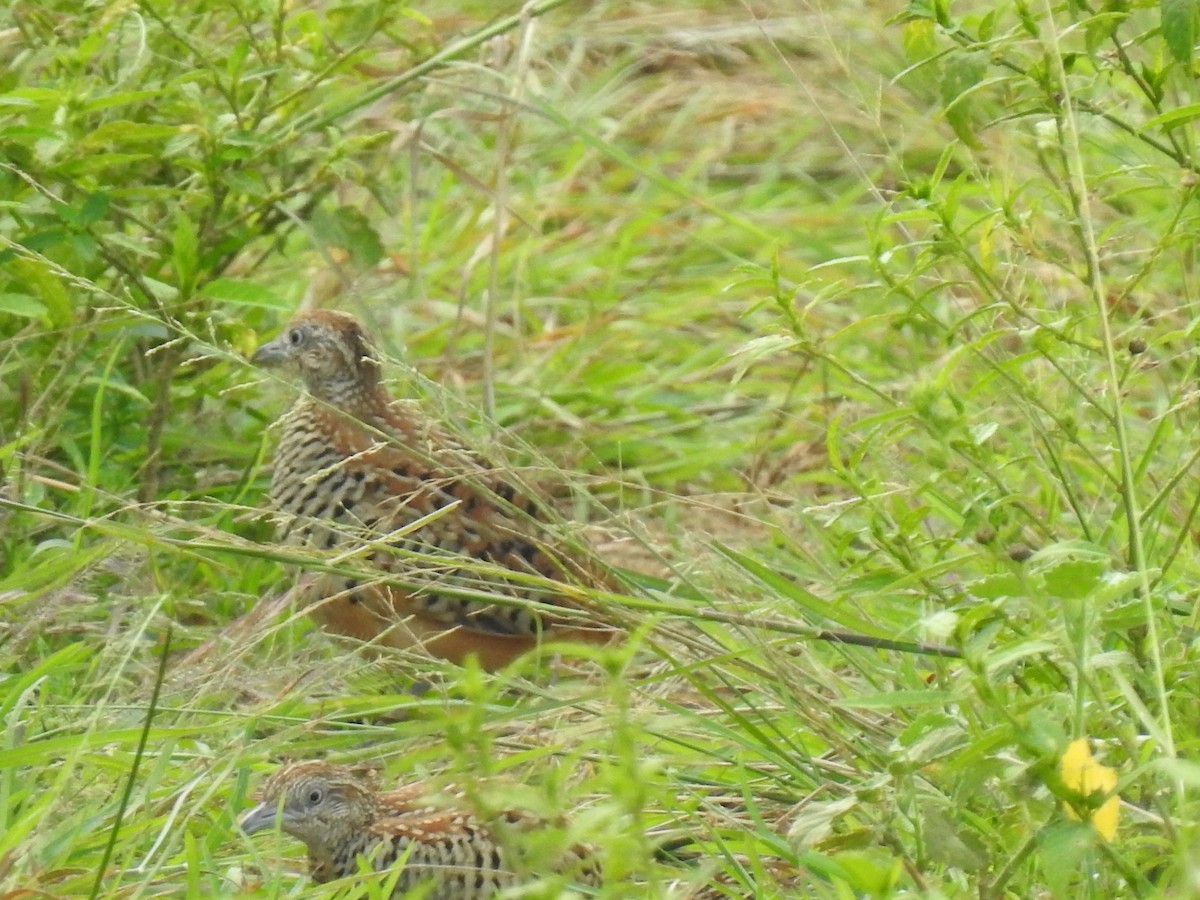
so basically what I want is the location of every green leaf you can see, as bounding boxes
[922,804,988,870]
[311,206,384,271]
[58,152,155,175]
[1037,557,1106,599]
[0,88,63,109]
[173,214,199,297]
[1162,0,1198,63]
[902,18,937,60]
[712,543,889,637]
[836,689,956,709]
[6,259,73,328]
[1143,102,1200,131]
[940,53,988,149]
[80,90,164,112]
[1085,12,1127,53]
[202,278,289,309]
[79,121,181,149]
[78,192,111,226]
[1038,822,1099,896]
[829,849,904,895]
[0,126,62,143]
[970,572,1024,600]
[0,293,49,319]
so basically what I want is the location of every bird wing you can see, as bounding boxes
[309,402,601,586]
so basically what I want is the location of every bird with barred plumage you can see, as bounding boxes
[239,760,600,898]
[250,309,621,670]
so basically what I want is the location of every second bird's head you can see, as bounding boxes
[240,761,378,845]
[252,310,383,406]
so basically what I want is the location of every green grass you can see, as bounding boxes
[4,0,1200,896]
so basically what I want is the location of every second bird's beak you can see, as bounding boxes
[239,801,282,835]
[251,336,289,367]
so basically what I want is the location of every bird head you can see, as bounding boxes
[240,761,379,848]
[252,310,384,407]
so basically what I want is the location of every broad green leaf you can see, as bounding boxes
[80,90,164,112]
[58,152,154,174]
[1039,822,1102,896]
[902,18,937,60]
[202,278,289,309]
[79,121,181,149]
[1162,0,1198,63]
[311,206,385,271]
[0,88,63,108]
[0,293,49,319]
[1039,557,1106,599]
[5,259,73,328]
[173,213,199,296]
[940,54,988,149]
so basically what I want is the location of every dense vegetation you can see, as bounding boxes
[4,0,1200,896]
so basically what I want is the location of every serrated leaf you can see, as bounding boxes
[1162,0,1198,63]
[1040,557,1106,599]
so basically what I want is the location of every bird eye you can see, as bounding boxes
[306,787,324,805]
[288,328,304,346]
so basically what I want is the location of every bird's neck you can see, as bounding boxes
[307,821,378,881]
[305,375,390,419]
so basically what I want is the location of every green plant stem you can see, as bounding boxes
[89,626,172,899]
[1039,3,1174,763]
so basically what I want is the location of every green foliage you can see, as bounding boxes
[5,0,1200,897]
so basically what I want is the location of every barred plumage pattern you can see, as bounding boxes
[251,310,618,669]
[240,761,600,898]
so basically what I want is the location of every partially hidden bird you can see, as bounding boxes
[251,309,619,669]
[240,760,600,897]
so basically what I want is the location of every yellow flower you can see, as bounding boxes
[1059,738,1119,842]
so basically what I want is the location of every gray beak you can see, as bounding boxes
[251,336,290,367]
[239,801,282,835]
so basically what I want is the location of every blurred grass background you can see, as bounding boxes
[4,0,1200,896]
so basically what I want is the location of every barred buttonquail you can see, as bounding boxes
[251,310,618,669]
[240,760,600,898]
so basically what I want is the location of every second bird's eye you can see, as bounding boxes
[288,328,303,346]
